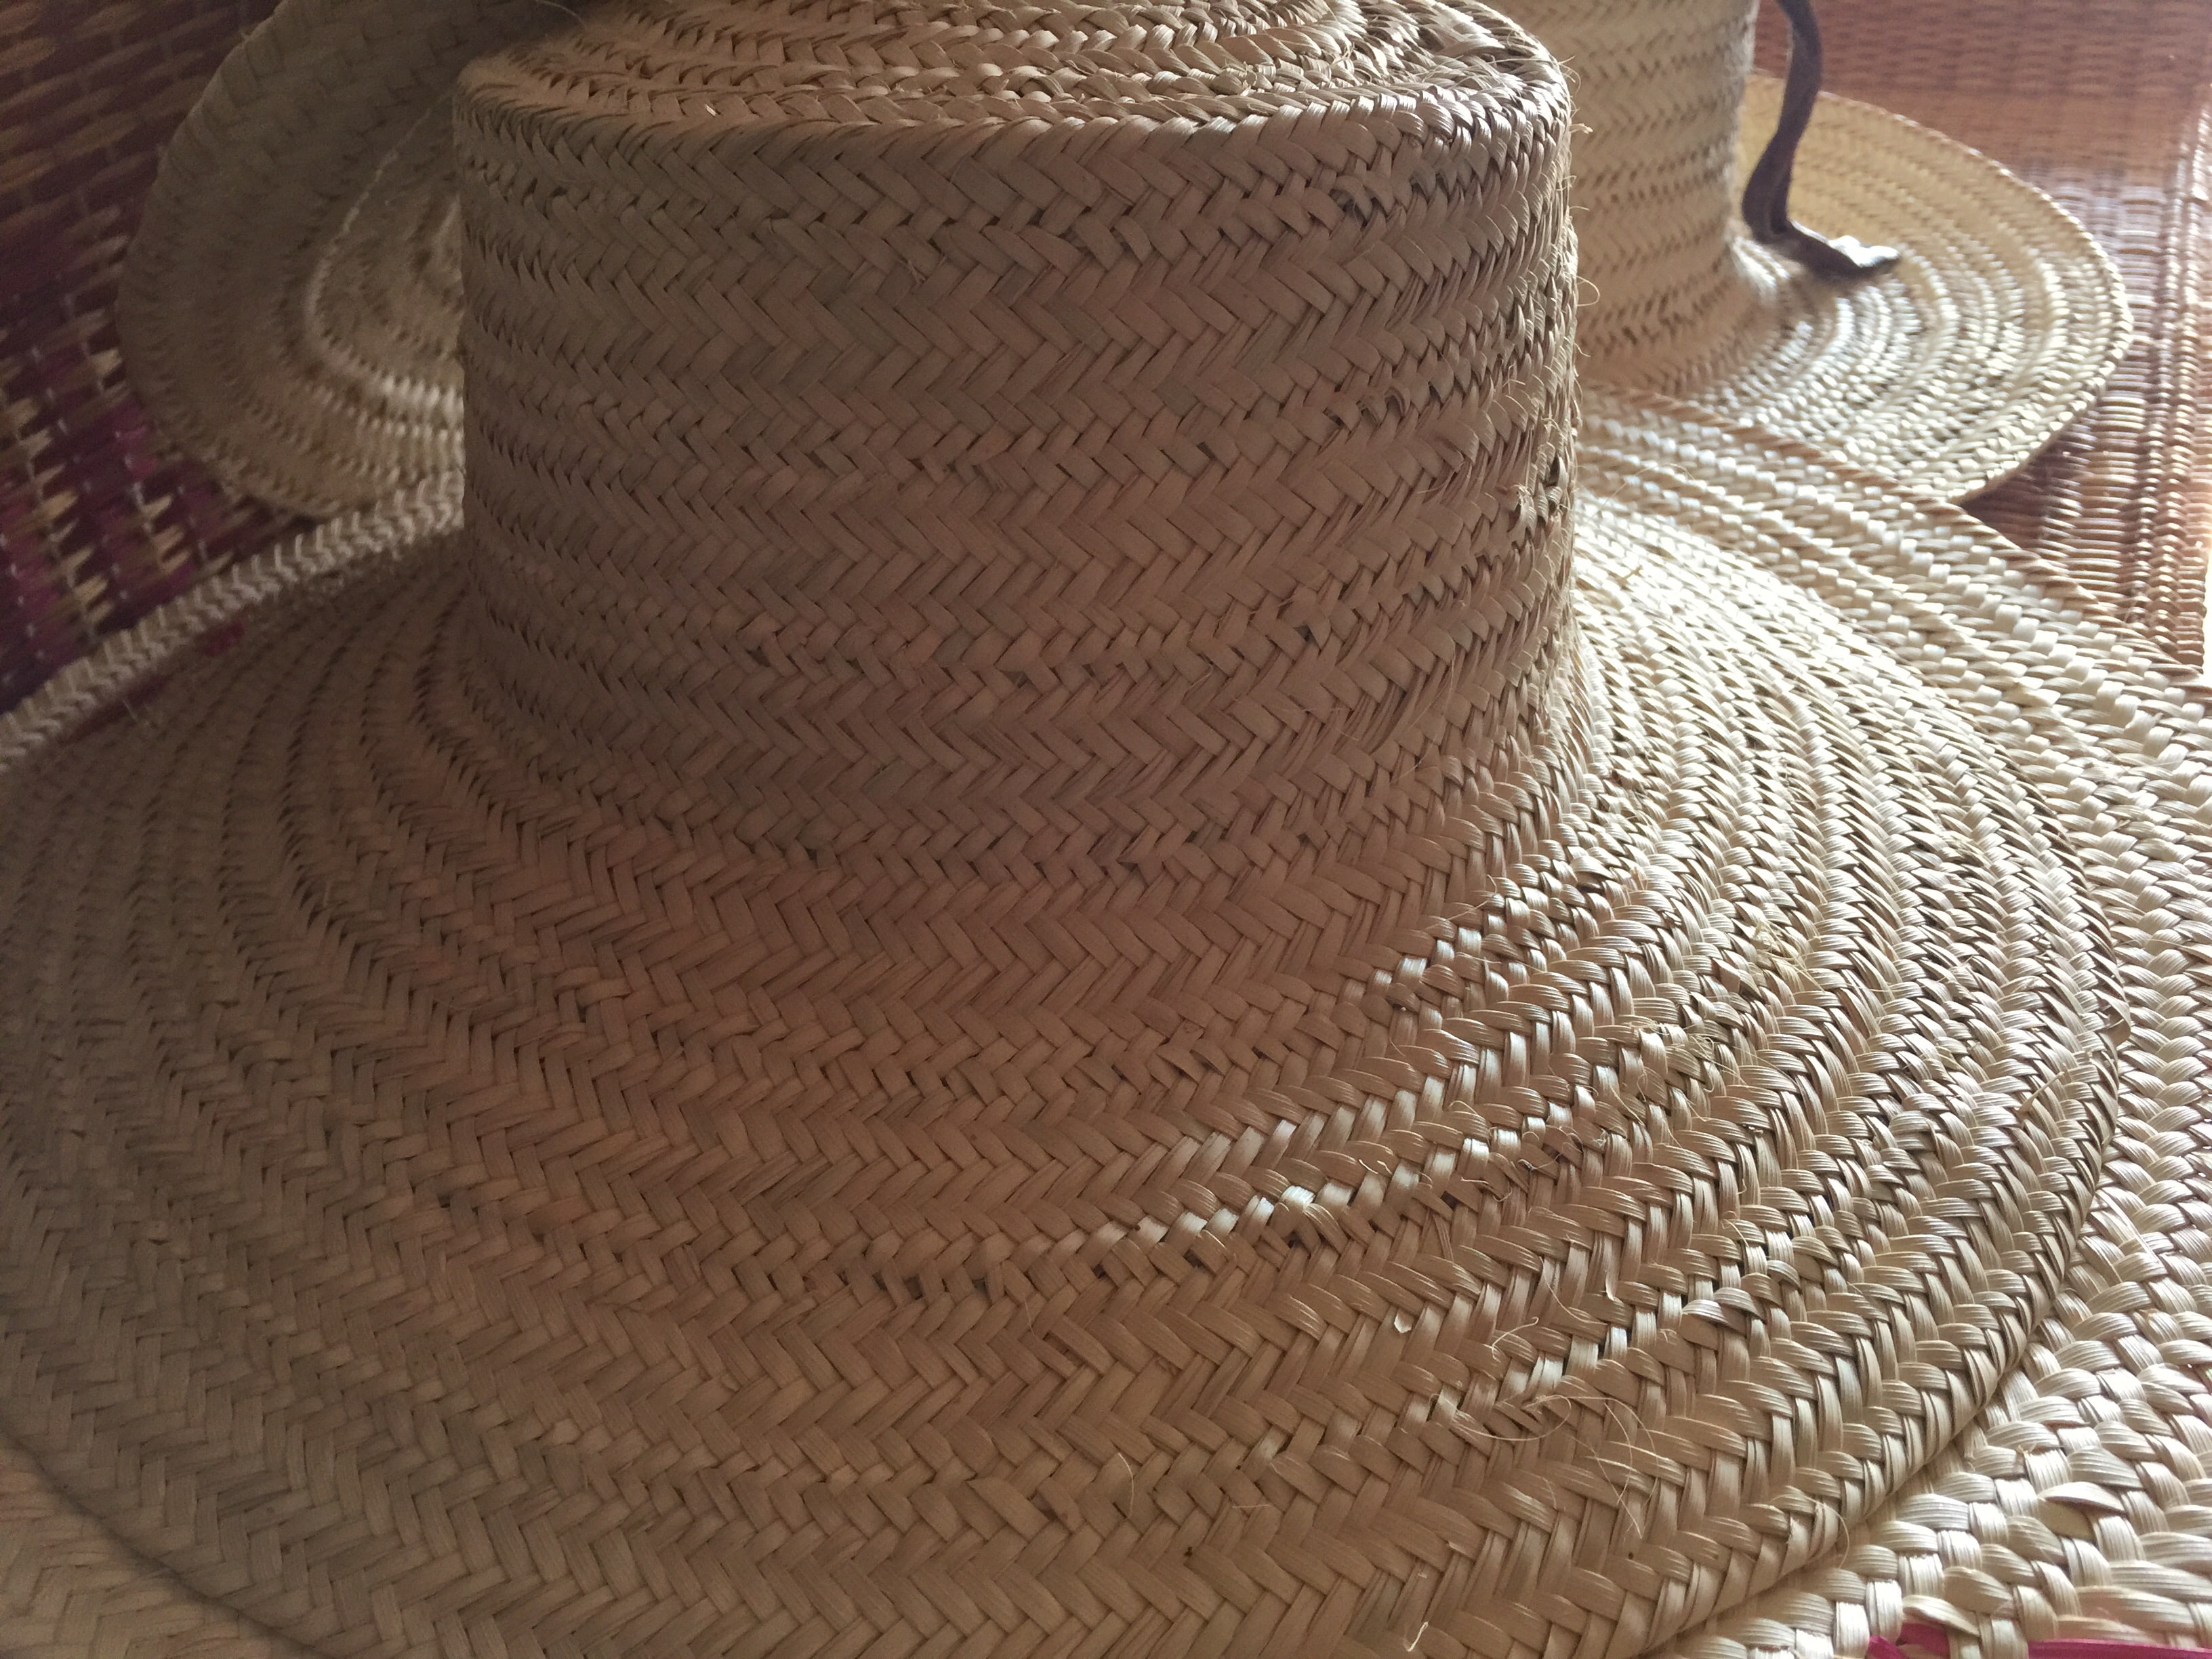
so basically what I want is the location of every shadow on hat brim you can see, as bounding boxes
[2,394,2209,1658]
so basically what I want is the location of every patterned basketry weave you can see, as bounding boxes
[0,0,296,714]
[1504,0,2129,505]
[4,0,2204,711]
[1759,0,2212,665]
[9,4,2212,1656]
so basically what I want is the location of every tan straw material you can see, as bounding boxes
[8,391,2212,1659]
[0,0,306,713]
[108,0,2131,521]
[1757,0,2212,670]
[114,0,548,516]
[4,1,2212,1656]
[1504,0,2131,503]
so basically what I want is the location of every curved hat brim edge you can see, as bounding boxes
[112,0,2131,518]
[4,398,2211,1654]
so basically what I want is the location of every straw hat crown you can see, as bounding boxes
[1506,0,1771,382]
[114,0,2131,516]
[454,0,1581,1113]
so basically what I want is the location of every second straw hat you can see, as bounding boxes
[1504,0,2131,499]
[10,1,2212,1656]
[115,0,2130,516]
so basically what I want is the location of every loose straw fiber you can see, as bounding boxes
[0,2,2209,1656]
[1757,0,2212,668]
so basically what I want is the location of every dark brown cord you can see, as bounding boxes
[1740,0,1900,278]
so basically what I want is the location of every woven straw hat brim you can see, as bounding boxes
[1692,79,2133,503]
[1589,401,2212,1655]
[113,0,2127,518]
[115,0,546,517]
[2,392,2208,1659]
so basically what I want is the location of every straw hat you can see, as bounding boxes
[1507,0,2133,502]
[7,3,2212,1658]
[112,0,2131,519]
[111,0,550,516]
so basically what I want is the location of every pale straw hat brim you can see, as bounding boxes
[2,391,2208,1659]
[1684,79,2133,504]
[115,0,543,518]
[115,0,2129,518]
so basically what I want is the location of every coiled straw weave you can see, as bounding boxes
[0,0,299,712]
[2,1,2210,1656]
[7,395,2212,1659]
[4,0,2187,725]
[1506,0,2130,502]
[117,0,550,516]
[1584,403,2212,1659]
[1759,0,2212,666]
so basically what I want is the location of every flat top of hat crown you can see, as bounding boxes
[493,0,1549,121]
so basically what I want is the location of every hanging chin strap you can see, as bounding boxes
[1738,0,1900,279]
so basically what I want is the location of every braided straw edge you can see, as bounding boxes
[1728,81,2133,504]
[2,398,2208,1654]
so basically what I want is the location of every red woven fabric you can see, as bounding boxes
[1,0,298,713]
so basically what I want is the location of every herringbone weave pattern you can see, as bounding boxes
[1504,0,2131,501]
[1,2,2207,1656]
[1763,0,2212,666]
[118,0,552,516]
